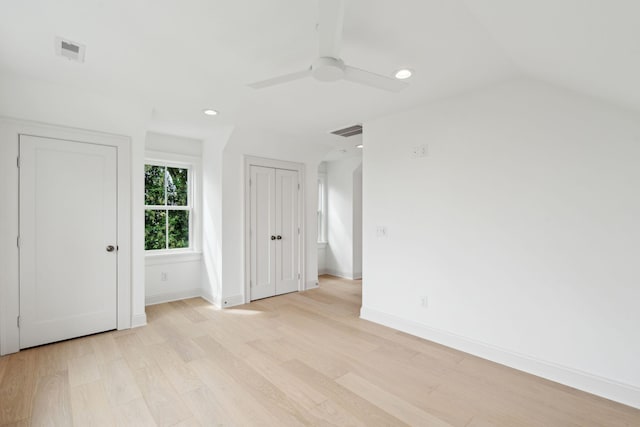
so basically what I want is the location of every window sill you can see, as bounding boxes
[145,251,202,266]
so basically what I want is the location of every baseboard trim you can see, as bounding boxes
[131,313,147,328]
[221,294,244,308]
[200,290,220,308]
[360,306,640,409]
[324,269,358,280]
[145,288,203,306]
[306,280,320,290]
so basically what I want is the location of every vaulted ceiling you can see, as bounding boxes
[1,0,638,142]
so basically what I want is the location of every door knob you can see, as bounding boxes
[270,235,276,240]
[106,245,115,252]
[276,235,282,240]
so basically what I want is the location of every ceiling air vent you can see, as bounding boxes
[55,36,86,63]
[331,124,362,137]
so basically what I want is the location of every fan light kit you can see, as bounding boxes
[394,69,413,80]
[203,109,218,116]
[248,0,409,92]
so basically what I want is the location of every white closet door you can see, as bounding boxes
[19,135,118,348]
[275,169,300,295]
[250,166,277,300]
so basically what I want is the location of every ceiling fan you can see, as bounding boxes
[248,0,408,92]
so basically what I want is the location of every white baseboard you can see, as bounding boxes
[200,289,220,308]
[131,313,147,328]
[220,294,244,308]
[306,280,320,290]
[323,269,358,280]
[145,288,204,306]
[360,306,640,409]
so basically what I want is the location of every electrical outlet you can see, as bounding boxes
[161,272,167,281]
[376,226,387,238]
[421,296,428,308]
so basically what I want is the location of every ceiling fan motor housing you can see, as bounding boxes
[312,57,345,82]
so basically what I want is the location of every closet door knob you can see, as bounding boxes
[276,235,282,240]
[270,235,276,240]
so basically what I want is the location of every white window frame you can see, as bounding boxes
[317,172,328,244]
[144,151,201,256]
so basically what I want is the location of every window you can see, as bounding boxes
[317,172,327,243]
[145,163,192,251]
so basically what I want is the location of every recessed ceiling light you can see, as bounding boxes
[203,109,218,116]
[394,69,413,80]
[356,144,364,149]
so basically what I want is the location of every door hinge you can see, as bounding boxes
[17,316,20,328]
[249,179,252,186]
[17,236,20,248]
[17,157,20,168]
[298,227,300,235]
[298,183,300,190]
[298,273,301,279]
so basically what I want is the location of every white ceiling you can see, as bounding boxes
[464,0,640,112]
[0,0,637,142]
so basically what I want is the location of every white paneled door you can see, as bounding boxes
[250,166,300,301]
[19,135,118,348]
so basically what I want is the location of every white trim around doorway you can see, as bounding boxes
[0,117,132,356]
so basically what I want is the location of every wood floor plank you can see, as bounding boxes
[30,370,73,427]
[68,352,102,387]
[111,398,157,427]
[193,334,323,426]
[336,371,453,427]
[283,358,410,426]
[70,380,117,427]
[114,333,159,371]
[0,276,638,426]
[0,354,8,384]
[0,350,37,425]
[89,333,123,365]
[148,342,204,394]
[0,420,31,427]
[132,364,192,427]
[186,358,284,425]
[99,358,143,407]
[169,300,208,323]
[180,386,240,426]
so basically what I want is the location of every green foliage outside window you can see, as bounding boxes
[145,164,190,250]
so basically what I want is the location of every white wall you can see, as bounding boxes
[221,127,330,303]
[317,162,328,274]
[202,127,233,306]
[325,156,363,279]
[353,164,363,278]
[361,78,640,408]
[0,73,151,349]
[144,132,204,305]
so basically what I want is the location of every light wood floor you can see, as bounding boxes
[1,275,638,426]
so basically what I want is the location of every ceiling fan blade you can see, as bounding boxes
[248,69,312,89]
[343,66,409,92]
[318,0,344,58]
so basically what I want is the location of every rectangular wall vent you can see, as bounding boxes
[55,36,86,63]
[331,124,362,137]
